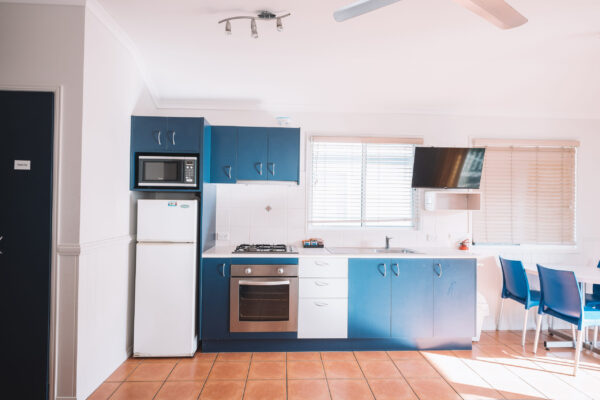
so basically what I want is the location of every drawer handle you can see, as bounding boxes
[314,302,329,307]
[314,261,329,266]
[314,281,329,286]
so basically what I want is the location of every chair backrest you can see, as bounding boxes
[594,261,600,296]
[537,264,582,320]
[499,257,530,300]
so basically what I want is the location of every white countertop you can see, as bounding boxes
[202,245,477,259]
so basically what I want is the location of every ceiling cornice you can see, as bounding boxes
[0,0,85,5]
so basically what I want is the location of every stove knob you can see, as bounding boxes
[244,268,252,275]
[277,267,284,275]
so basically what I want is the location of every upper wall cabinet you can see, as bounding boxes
[210,126,300,184]
[131,116,204,154]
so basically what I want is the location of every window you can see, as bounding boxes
[309,136,422,228]
[472,140,577,245]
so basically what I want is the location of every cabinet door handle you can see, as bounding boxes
[225,165,232,179]
[169,130,176,145]
[314,281,329,286]
[380,263,387,277]
[314,261,329,266]
[154,130,162,145]
[391,263,399,277]
[434,263,443,278]
[314,302,329,307]
[255,162,263,175]
[268,162,276,176]
[220,263,226,277]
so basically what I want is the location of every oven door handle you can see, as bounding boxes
[238,280,290,286]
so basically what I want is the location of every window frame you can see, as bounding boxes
[306,135,423,230]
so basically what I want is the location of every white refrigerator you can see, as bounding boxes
[134,199,198,357]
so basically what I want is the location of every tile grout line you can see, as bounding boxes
[416,350,465,400]
[387,352,422,400]
[321,352,333,400]
[107,359,143,400]
[240,352,253,400]
[151,358,181,400]
[196,353,218,400]
[353,351,378,400]
[447,349,511,400]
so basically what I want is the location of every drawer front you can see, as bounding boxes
[298,298,348,339]
[299,257,348,278]
[300,278,348,298]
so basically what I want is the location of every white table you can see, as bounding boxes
[524,264,600,353]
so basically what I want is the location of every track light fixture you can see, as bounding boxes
[218,11,290,38]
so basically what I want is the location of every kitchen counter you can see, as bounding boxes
[202,245,477,259]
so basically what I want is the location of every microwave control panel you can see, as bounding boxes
[185,160,196,183]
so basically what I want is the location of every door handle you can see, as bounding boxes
[225,165,232,179]
[391,263,399,277]
[238,280,290,286]
[314,302,329,307]
[268,162,276,176]
[380,263,387,277]
[154,130,162,145]
[255,162,263,175]
[169,130,176,145]
[434,263,443,278]
[220,263,226,277]
[314,281,329,286]
[314,261,329,266]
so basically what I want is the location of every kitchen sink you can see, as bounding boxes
[327,247,420,255]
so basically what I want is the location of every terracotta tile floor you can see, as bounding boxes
[89,330,600,399]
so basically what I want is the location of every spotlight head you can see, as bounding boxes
[251,18,258,38]
[225,20,232,35]
[276,17,283,31]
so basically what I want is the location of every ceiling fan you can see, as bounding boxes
[333,0,528,29]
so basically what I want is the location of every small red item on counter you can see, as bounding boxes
[458,239,470,251]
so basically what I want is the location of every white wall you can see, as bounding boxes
[75,4,154,399]
[143,107,600,332]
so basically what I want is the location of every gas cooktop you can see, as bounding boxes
[233,244,298,254]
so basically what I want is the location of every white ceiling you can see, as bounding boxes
[97,0,600,118]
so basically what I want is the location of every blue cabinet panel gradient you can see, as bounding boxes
[164,117,202,153]
[237,127,268,181]
[131,116,168,152]
[210,126,237,183]
[267,128,300,182]
[391,259,434,338]
[348,258,391,338]
[201,258,230,340]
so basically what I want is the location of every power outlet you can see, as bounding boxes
[216,232,230,240]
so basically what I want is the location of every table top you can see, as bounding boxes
[524,264,600,285]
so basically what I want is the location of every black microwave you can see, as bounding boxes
[136,154,198,188]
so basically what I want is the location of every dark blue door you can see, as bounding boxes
[391,259,434,338]
[0,91,54,399]
[433,258,476,338]
[210,126,237,183]
[267,128,300,182]
[165,117,202,153]
[131,116,168,152]
[348,258,391,338]
[201,258,231,339]
[237,127,268,181]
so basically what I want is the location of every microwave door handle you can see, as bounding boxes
[238,280,290,286]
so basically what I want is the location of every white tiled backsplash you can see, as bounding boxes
[214,183,472,248]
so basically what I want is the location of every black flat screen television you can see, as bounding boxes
[411,147,485,189]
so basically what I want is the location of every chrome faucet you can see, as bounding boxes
[385,236,392,249]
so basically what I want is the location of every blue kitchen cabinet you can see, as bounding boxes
[164,117,203,153]
[433,258,476,338]
[266,128,300,182]
[237,127,268,181]
[131,116,168,152]
[348,258,391,338]
[210,126,237,183]
[391,259,434,338]
[201,258,230,340]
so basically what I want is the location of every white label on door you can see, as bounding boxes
[14,160,31,170]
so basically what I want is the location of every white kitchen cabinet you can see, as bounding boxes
[299,257,348,278]
[298,298,348,338]
[299,278,348,298]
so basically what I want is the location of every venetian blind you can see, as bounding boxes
[309,137,422,227]
[472,144,577,245]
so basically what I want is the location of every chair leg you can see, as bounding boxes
[571,325,577,346]
[574,329,584,376]
[594,326,598,348]
[533,314,543,354]
[522,308,529,347]
[497,298,504,330]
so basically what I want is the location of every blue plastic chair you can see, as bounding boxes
[533,264,600,375]
[498,257,541,346]
[584,261,600,306]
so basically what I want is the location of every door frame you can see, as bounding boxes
[0,84,62,400]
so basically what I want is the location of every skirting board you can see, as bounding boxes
[201,338,472,353]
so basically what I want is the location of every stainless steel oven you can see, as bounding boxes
[230,264,298,332]
[136,154,198,188]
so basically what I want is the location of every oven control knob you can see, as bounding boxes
[244,268,252,275]
[277,267,284,275]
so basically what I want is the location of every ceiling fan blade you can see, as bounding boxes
[452,0,527,29]
[333,0,404,22]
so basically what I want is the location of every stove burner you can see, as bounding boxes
[233,244,296,254]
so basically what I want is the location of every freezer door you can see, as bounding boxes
[137,199,198,242]
[134,243,197,357]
